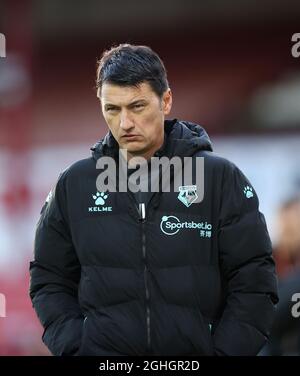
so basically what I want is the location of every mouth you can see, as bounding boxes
[121,134,141,140]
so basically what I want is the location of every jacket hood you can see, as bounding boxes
[90,119,213,160]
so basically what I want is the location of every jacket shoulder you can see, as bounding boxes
[196,150,238,172]
[58,157,96,182]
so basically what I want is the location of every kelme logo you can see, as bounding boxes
[93,191,108,205]
[88,191,112,212]
[243,185,254,198]
[160,215,212,237]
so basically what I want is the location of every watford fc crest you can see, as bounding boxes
[177,185,198,207]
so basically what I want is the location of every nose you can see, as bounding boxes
[120,110,134,131]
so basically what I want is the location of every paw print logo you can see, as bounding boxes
[243,185,254,199]
[92,192,108,206]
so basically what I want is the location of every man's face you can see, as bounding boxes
[99,82,172,160]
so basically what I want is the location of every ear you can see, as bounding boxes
[162,88,172,115]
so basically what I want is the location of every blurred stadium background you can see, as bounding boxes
[0,0,300,355]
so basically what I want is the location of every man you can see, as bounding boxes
[260,196,300,355]
[29,44,278,356]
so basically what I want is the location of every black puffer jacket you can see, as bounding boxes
[29,119,278,356]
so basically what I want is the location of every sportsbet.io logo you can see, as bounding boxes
[0,33,6,58]
[160,215,212,237]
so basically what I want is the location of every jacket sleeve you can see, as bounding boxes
[29,171,84,356]
[213,161,279,356]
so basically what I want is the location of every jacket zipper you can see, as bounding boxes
[138,202,151,353]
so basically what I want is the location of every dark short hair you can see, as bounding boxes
[96,43,169,98]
